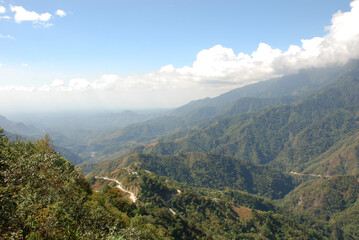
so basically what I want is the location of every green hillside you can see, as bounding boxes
[137,76,359,175]
[89,164,329,239]
[283,175,359,220]
[85,61,359,162]
[282,175,359,238]
[80,63,359,239]
[0,131,124,239]
[88,152,299,199]
[1,131,330,239]
[87,96,296,162]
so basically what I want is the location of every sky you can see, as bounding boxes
[0,0,358,113]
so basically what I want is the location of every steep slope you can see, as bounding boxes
[273,105,359,172]
[281,175,359,238]
[89,164,328,239]
[89,96,296,162]
[88,60,359,163]
[88,152,300,199]
[302,132,359,176]
[0,131,124,239]
[174,62,352,115]
[2,129,353,239]
[138,75,359,174]
[283,175,359,220]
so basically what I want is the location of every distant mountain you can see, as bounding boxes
[0,115,85,165]
[7,110,167,130]
[5,110,168,162]
[137,73,359,175]
[88,61,359,162]
[0,114,40,137]
[173,61,355,115]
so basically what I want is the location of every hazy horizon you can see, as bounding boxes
[1,0,358,113]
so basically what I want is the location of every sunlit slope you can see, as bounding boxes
[138,74,359,174]
[88,152,300,199]
[88,60,359,163]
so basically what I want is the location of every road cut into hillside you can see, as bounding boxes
[96,176,137,203]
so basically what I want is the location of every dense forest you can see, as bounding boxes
[0,131,340,239]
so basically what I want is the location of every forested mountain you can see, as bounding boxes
[81,62,359,238]
[87,60,359,162]
[173,62,348,115]
[1,131,330,239]
[88,152,299,199]
[2,61,359,239]
[84,66,359,238]
[283,175,359,221]
[85,96,297,162]
[135,75,359,175]
[282,175,359,239]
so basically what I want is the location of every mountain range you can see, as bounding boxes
[1,60,359,239]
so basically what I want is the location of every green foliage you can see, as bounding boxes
[281,175,359,238]
[0,131,347,239]
[0,134,127,239]
[283,175,359,220]
[89,152,298,199]
[136,77,359,175]
[86,61,357,161]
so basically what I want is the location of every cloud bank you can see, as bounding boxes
[1,0,359,111]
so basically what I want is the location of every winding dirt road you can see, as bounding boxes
[96,176,137,203]
[289,171,329,178]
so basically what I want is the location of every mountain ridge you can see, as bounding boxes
[129,75,359,176]
[86,61,359,162]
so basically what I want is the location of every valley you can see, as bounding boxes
[2,1,359,239]
[1,60,359,239]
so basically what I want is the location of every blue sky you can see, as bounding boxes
[0,0,358,112]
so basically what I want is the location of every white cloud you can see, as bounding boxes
[0,5,9,19]
[1,0,359,111]
[69,78,92,91]
[0,6,5,14]
[21,63,28,67]
[0,34,14,40]
[10,5,52,23]
[51,79,65,88]
[55,9,66,17]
